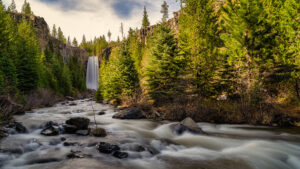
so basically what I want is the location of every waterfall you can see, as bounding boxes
[86,56,99,90]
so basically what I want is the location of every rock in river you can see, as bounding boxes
[112,107,145,119]
[90,128,107,137]
[41,121,61,136]
[6,122,27,134]
[112,151,128,159]
[173,117,206,135]
[66,117,90,130]
[63,124,78,134]
[96,142,120,154]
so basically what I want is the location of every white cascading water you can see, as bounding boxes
[86,56,99,90]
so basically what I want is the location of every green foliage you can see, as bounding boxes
[179,0,222,96]
[52,24,57,38]
[57,27,65,43]
[144,25,182,103]
[97,42,139,101]
[142,6,150,28]
[21,0,32,15]
[72,37,78,47]
[16,18,40,92]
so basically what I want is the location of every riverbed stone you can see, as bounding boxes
[41,121,60,136]
[98,111,105,115]
[90,128,107,137]
[66,117,90,130]
[112,151,128,159]
[112,107,145,119]
[6,122,27,134]
[173,117,206,135]
[63,124,78,134]
[96,142,120,154]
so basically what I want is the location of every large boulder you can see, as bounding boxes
[96,142,120,154]
[173,117,206,135]
[63,124,77,134]
[66,117,90,130]
[113,107,145,119]
[41,121,61,136]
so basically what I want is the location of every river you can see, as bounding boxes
[0,99,299,169]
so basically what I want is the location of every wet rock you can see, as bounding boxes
[63,142,79,147]
[66,96,74,101]
[67,150,85,159]
[113,107,145,119]
[145,146,160,155]
[6,122,27,133]
[41,121,60,136]
[66,117,90,130]
[61,111,71,114]
[96,142,120,154]
[63,124,78,134]
[90,128,107,137]
[26,158,61,165]
[98,111,105,115]
[76,129,90,136]
[173,117,206,135]
[112,151,128,159]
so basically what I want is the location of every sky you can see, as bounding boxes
[3,0,180,43]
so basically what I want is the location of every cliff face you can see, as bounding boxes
[138,11,181,44]
[10,13,88,64]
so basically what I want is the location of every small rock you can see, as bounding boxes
[61,137,66,141]
[63,142,79,147]
[49,138,62,145]
[63,124,78,134]
[67,150,85,159]
[112,151,128,159]
[76,130,90,136]
[66,96,74,101]
[90,128,107,137]
[113,107,145,119]
[69,102,77,106]
[98,111,105,115]
[96,142,120,154]
[66,117,90,130]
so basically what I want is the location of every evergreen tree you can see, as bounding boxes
[7,0,17,13]
[67,36,71,45]
[72,37,78,47]
[144,25,181,103]
[120,22,124,39]
[98,42,139,101]
[107,30,111,42]
[179,0,222,96]
[57,27,65,42]
[16,18,40,92]
[142,6,150,28]
[82,34,86,44]
[52,24,57,38]
[161,1,169,22]
[21,0,32,15]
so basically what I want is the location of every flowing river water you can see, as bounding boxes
[0,99,300,169]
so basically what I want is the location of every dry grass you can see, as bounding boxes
[24,88,63,109]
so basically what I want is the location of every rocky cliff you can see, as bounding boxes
[10,13,88,64]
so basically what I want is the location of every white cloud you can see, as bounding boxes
[3,0,180,43]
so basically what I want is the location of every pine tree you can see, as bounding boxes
[21,0,32,15]
[72,37,78,47]
[120,22,124,39]
[161,1,169,22]
[179,0,222,96]
[16,18,40,92]
[7,0,17,13]
[82,35,86,44]
[142,6,150,28]
[67,36,71,45]
[52,24,57,38]
[144,25,181,103]
[57,27,65,42]
[107,30,111,42]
